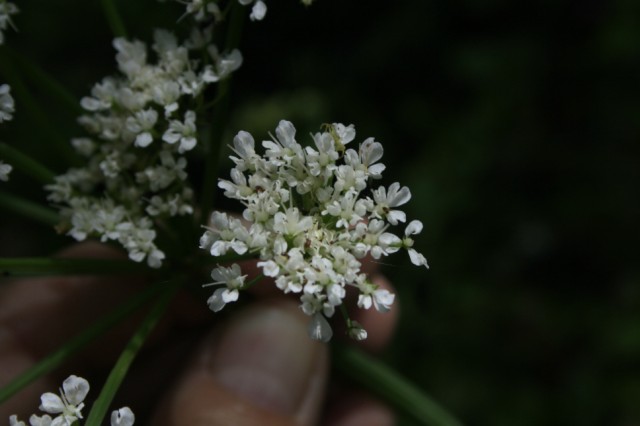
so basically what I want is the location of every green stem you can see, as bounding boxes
[332,344,463,426]
[0,143,56,184]
[199,1,245,223]
[84,278,181,426]
[0,191,58,226]
[0,257,147,278]
[100,0,128,38]
[0,282,164,404]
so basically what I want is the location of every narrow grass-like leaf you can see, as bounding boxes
[332,344,463,426]
[84,278,181,426]
[100,0,127,38]
[0,257,147,278]
[0,283,164,404]
[0,143,56,184]
[0,191,58,226]
[199,1,245,222]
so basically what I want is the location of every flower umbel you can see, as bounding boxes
[200,120,428,342]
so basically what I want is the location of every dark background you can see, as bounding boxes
[2,1,640,424]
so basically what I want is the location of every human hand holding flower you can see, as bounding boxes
[1,242,397,425]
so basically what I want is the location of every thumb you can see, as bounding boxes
[156,299,329,426]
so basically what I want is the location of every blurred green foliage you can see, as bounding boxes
[1,0,639,424]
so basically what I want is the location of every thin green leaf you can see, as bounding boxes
[0,257,147,278]
[0,282,164,404]
[100,0,127,38]
[0,191,58,226]
[199,1,245,223]
[0,143,56,184]
[332,344,463,426]
[84,278,181,426]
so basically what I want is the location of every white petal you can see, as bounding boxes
[62,375,90,405]
[179,136,197,152]
[233,131,255,155]
[405,220,423,236]
[30,414,53,426]
[207,288,228,312]
[389,185,411,207]
[408,248,429,268]
[357,294,373,310]
[257,260,279,277]
[378,233,401,247]
[307,313,333,342]
[250,1,267,20]
[276,120,296,147]
[111,407,135,426]
[135,132,153,147]
[373,289,395,313]
[368,163,386,177]
[39,393,65,414]
[387,210,406,225]
[221,288,239,303]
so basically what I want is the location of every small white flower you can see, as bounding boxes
[403,220,429,268]
[163,110,197,153]
[204,264,246,312]
[39,375,89,426]
[126,108,158,147]
[347,320,368,341]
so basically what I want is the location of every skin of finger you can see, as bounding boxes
[348,274,398,352]
[237,258,397,352]
[323,385,395,426]
[154,300,329,426]
[0,242,210,417]
[0,241,210,358]
[0,328,56,420]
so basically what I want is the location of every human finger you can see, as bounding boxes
[154,299,328,426]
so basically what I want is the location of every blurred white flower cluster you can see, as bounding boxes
[177,0,267,23]
[0,0,18,45]
[0,83,14,182]
[46,29,242,268]
[9,375,134,426]
[200,121,428,341]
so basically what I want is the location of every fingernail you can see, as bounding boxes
[205,301,322,415]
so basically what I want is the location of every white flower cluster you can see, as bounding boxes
[9,375,134,426]
[200,120,428,342]
[46,29,242,268]
[0,0,18,45]
[178,0,266,22]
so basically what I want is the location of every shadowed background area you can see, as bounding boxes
[1,0,639,424]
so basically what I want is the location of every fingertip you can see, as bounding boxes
[325,390,395,426]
